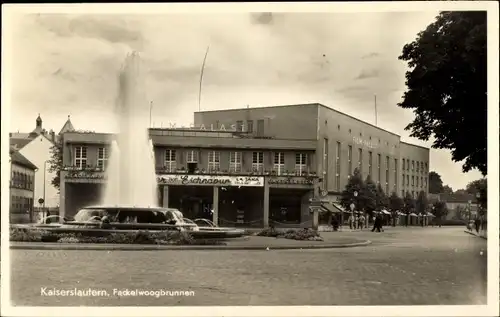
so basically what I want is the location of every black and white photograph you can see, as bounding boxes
[1,2,498,317]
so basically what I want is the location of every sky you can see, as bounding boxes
[5,9,485,190]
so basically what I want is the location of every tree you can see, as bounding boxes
[339,168,365,213]
[432,201,449,224]
[454,205,468,220]
[428,171,444,194]
[47,138,63,193]
[442,185,454,195]
[398,12,487,175]
[375,183,389,211]
[465,178,487,197]
[389,192,404,227]
[361,175,377,215]
[415,190,429,215]
[403,192,416,225]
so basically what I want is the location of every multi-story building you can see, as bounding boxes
[9,146,37,224]
[59,103,429,228]
[10,114,76,213]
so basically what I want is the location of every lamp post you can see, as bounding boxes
[352,191,358,229]
[467,199,472,222]
[42,160,49,219]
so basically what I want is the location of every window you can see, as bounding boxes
[229,152,242,172]
[424,163,428,174]
[368,151,373,176]
[252,151,264,173]
[416,176,419,187]
[385,156,390,193]
[348,145,353,175]
[402,159,406,170]
[407,159,410,171]
[394,159,398,190]
[421,177,423,188]
[186,150,199,163]
[74,146,87,169]
[424,177,428,188]
[295,153,308,175]
[377,153,381,183]
[412,160,415,172]
[358,148,363,173]
[336,142,341,190]
[256,119,265,136]
[165,149,177,172]
[412,175,415,186]
[247,120,254,133]
[273,152,285,175]
[402,174,405,187]
[208,151,220,172]
[421,162,424,174]
[97,147,109,170]
[416,161,420,173]
[406,174,409,186]
[236,121,244,132]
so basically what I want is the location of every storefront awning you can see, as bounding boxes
[332,202,350,213]
[321,203,343,214]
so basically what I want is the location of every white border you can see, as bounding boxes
[2,2,499,317]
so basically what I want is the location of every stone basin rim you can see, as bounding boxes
[9,240,372,251]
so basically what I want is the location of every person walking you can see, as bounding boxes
[359,214,365,231]
[474,217,480,234]
[348,214,353,230]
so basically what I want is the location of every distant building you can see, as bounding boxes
[59,103,430,228]
[10,114,76,211]
[9,147,37,223]
[428,192,478,220]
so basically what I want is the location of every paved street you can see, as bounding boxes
[9,227,487,306]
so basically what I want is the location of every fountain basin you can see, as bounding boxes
[11,206,245,240]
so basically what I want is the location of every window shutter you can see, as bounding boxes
[268,151,273,165]
[241,151,245,165]
[179,149,184,163]
[198,149,202,163]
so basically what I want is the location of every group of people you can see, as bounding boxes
[330,213,384,232]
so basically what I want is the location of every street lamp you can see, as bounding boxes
[42,160,49,219]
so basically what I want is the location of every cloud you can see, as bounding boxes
[361,52,380,59]
[355,69,380,80]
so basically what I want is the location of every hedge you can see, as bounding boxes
[256,228,323,241]
[9,228,226,245]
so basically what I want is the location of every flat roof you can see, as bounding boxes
[400,141,430,151]
[196,103,429,148]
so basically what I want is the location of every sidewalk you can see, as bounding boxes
[464,229,487,240]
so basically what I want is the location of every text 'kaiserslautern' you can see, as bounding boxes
[41,288,196,298]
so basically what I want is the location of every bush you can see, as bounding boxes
[439,219,467,226]
[10,228,226,245]
[256,228,323,241]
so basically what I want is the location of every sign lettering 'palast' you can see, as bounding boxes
[157,174,264,187]
[352,136,378,149]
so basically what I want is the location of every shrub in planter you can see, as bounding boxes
[10,228,46,242]
[256,228,323,241]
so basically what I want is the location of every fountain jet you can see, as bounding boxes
[101,52,159,207]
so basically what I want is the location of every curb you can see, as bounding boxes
[464,230,487,240]
[9,240,372,251]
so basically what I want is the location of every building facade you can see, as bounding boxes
[10,114,76,211]
[9,147,37,224]
[59,103,429,227]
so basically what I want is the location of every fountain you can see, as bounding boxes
[11,52,245,240]
[102,52,158,207]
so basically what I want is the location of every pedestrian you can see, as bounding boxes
[474,218,480,234]
[371,213,380,232]
[331,216,339,232]
[354,215,358,229]
[359,214,365,230]
[348,214,353,229]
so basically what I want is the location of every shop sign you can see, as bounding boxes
[353,136,378,149]
[157,174,264,187]
[267,177,314,186]
[66,171,106,179]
